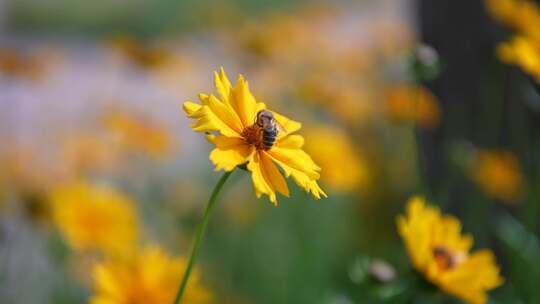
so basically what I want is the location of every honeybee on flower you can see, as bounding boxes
[183,68,326,204]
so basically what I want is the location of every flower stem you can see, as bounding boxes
[173,170,233,304]
[411,85,428,196]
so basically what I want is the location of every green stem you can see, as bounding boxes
[412,123,427,195]
[411,83,428,197]
[173,170,233,304]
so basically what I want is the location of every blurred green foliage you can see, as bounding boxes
[7,0,313,37]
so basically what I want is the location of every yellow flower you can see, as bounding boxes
[397,197,503,304]
[470,150,525,203]
[50,181,138,256]
[486,0,540,40]
[89,245,212,304]
[109,35,172,68]
[3,144,66,194]
[104,111,172,159]
[297,74,375,124]
[62,133,120,174]
[303,125,369,193]
[183,68,326,204]
[0,182,4,210]
[386,85,441,129]
[486,0,540,81]
[497,35,540,81]
[0,48,46,79]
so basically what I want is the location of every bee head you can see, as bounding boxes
[256,110,274,127]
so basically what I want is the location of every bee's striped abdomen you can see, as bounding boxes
[262,127,278,150]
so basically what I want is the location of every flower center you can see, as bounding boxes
[433,246,465,271]
[242,124,264,150]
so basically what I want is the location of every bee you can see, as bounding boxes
[433,246,464,270]
[433,246,454,269]
[255,110,285,150]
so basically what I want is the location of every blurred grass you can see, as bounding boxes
[203,181,357,303]
[497,213,540,302]
[7,0,314,37]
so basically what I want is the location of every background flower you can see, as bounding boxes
[49,181,139,256]
[470,149,525,203]
[90,245,212,304]
[385,85,441,129]
[397,197,503,304]
[487,0,540,82]
[303,125,369,194]
[103,110,173,160]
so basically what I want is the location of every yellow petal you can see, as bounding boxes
[272,111,302,138]
[436,215,473,252]
[214,67,232,102]
[206,134,216,143]
[247,151,290,204]
[186,104,240,138]
[268,147,326,199]
[184,76,247,137]
[232,75,259,128]
[397,197,437,271]
[210,136,253,171]
[306,180,326,199]
[276,134,304,149]
[205,94,244,134]
[270,144,321,179]
[93,265,122,298]
[255,102,266,114]
[261,151,290,197]
[464,250,504,288]
[183,101,202,117]
[198,93,210,105]
[444,250,503,290]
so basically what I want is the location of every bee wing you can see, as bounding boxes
[275,120,287,134]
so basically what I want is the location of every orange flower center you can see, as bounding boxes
[242,124,264,150]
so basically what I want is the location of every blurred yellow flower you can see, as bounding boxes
[470,150,525,203]
[486,0,540,39]
[497,36,540,81]
[386,85,441,129]
[62,134,120,174]
[183,68,326,204]
[104,111,172,159]
[0,182,4,209]
[397,197,503,304]
[0,145,67,225]
[109,36,172,68]
[90,245,212,304]
[0,48,46,79]
[50,181,138,256]
[486,0,540,81]
[2,145,67,194]
[303,126,369,193]
[236,7,336,62]
[239,15,312,61]
[297,74,375,124]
